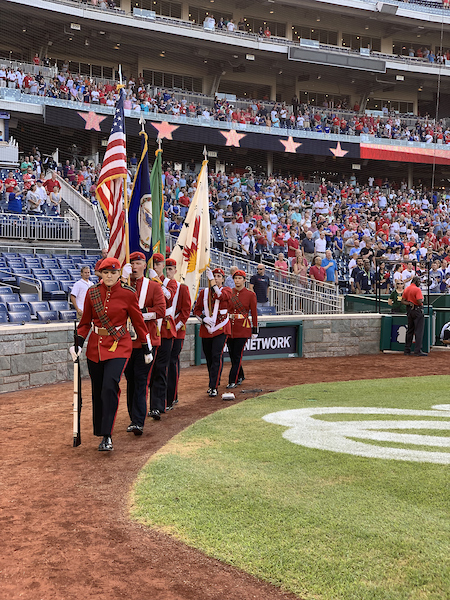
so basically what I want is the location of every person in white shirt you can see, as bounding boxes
[401,262,415,288]
[0,67,6,87]
[7,69,17,89]
[314,231,327,257]
[70,267,94,318]
[35,180,48,213]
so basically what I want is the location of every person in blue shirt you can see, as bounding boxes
[169,216,183,238]
[7,186,23,214]
[321,249,337,283]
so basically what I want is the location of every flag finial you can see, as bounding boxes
[203,145,207,161]
[139,113,146,132]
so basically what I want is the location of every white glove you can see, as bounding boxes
[144,351,153,364]
[206,267,214,281]
[143,311,156,321]
[203,316,214,327]
[69,346,82,362]
[148,268,157,279]
[143,334,153,364]
[251,334,258,340]
[122,263,132,278]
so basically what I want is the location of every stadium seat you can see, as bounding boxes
[37,275,54,281]
[20,293,39,303]
[32,269,50,276]
[58,309,77,321]
[7,311,31,324]
[36,254,50,259]
[50,269,69,278]
[0,286,13,294]
[60,281,73,294]
[36,310,59,322]
[12,268,32,275]
[68,269,81,279]
[29,301,50,316]
[0,302,7,313]
[257,306,277,316]
[49,300,70,312]
[18,253,35,259]
[0,293,20,302]
[1,252,18,258]
[7,302,31,314]
[41,260,58,269]
[41,281,66,301]
[0,312,8,323]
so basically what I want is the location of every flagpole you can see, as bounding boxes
[117,65,130,268]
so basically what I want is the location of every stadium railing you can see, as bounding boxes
[0,213,79,243]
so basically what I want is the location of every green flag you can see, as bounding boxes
[150,148,165,257]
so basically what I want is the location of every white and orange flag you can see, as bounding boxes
[170,159,210,306]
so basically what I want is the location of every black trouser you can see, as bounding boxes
[202,333,227,390]
[405,307,425,354]
[124,347,152,427]
[87,357,128,437]
[167,337,184,407]
[149,337,173,413]
[227,337,247,384]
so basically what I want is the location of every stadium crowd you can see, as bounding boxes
[1,64,446,142]
[3,147,450,296]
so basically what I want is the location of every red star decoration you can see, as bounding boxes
[78,111,107,131]
[280,136,302,153]
[150,121,180,140]
[220,130,247,147]
[330,142,349,157]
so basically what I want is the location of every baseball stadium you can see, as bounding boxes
[1,0,450,598]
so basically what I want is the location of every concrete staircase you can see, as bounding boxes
[61,200,99,250]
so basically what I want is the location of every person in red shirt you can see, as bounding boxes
[44,173,61,195]
[4,172,17,193]
[73,257,152,451]
[401,276,427,356]
[309,256,326,282]
[193,267,232,397]
[226,270,257,389]
[286,228,299,259]
[123,252,166,436]
[165,258,191,409]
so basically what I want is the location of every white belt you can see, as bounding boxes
[165,306,174,317]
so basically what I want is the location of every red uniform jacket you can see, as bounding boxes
[160,277,178,339]
[193,286,232,338]
[131,276,166,348]
[229,287,258,339]
[173,282,191,340]
[78,280,148,362]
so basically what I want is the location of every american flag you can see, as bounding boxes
[96,89,127,264]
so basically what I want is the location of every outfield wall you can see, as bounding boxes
[0,314,382,393]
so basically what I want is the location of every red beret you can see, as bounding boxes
[166,258,177,267]
[130,251,146,262]
[212,267,225,276]
[99,257,121,271]
[152,252,165,263]
[233,269,246,278]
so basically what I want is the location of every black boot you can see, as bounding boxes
[98,435,113,451]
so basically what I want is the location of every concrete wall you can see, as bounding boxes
[0,314,382,393]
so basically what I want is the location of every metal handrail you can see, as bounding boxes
[0,268,43,300]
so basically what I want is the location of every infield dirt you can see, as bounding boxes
[1,353,449,600]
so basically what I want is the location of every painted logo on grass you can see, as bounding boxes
[262,405,450,464]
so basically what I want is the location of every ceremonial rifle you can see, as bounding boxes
[73,321,82,447]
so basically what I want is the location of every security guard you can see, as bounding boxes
[147,252,177,419]
[165,258,191,409]
[227,269,258,389]
[71,257,152,451]
[123,252,166,435]
[193,267,232,397]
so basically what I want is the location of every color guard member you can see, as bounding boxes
[70,257,152,452]
[147,252,177,419]
[193,267,232,397]
[227,269,258,389]
[165,258,191,409]
[124,252,166,435]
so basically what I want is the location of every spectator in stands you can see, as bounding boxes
[322,249,337,284]
[249,264,270,307]
[309,255,326,283]
[70,266,94,318]
[49,185,62,214]
[224,216,240,252]
[26,183,41,213]
[35,180,48,213]
[7,186,23,214]
[301,230,315,264]
[274,253,289,282]
[225,266,237,288]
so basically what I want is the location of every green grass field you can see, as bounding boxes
[131,376,450,600]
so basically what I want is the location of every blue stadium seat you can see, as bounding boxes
[7,302,31,314]
[58,309,77,321]
[32,269,50,277]
[18,253,35,259]
[12,268,32,275]
[8,311,31,324]
[60,281,73,294]
[37,310,59,322]
[70,255,85,262]
[0,302,7,313]
[0,275,17,285]
[36,254,51,259]
[0,286,13,294]
[37,275,54,281]
[69,269,81,279]
[50,269,69,278]
[58,259,75,268]
[41,281,66,301]
[41,260,59,269]
[20,293,39,303]
[25,259,42,267]
[0,293,20,302]
[257,306,277,316]
[49,300,70,312]
[29,301,50,316]
[7,260,25,268]
[0,312,8,323]
[1,252,18,258]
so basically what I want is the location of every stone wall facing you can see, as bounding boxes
[0,314,382,393]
